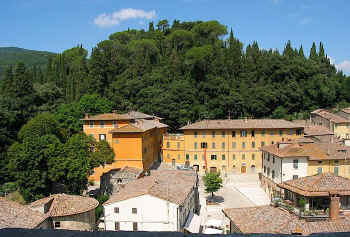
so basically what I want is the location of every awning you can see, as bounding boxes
[184,212,201,233]
[203,228,224,234]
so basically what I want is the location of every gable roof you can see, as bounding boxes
[304,125,334,136]
[81,111,162,121]
[0,198,48,229]
[109,119,168,133]
[104,169,197,206]
[278,173,350,196]
[29,194,98,217]
[311,109,349,124]
[180,119,303,130]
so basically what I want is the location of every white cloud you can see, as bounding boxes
[94,8,156,27]
[328,56,350,75]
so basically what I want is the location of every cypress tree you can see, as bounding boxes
[309,42,318,60]
[298,45,305,58]
[319,42,325,58]
[148,22,154,32]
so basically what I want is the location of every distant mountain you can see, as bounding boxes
[0,47,56,78]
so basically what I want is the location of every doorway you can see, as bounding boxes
[210,167,217,173]
[172,159,176,168]
[241,165,247,174]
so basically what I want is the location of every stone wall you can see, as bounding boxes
[52,209,95,231]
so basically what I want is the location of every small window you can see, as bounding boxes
[242,142,246,149]
[201,142,207,148]
[89,121,94,128]
[232,131,236,137]
[251,130,255,137]
[272,170,275,179]
[273,157,275,164]
[194,154,198,160]
[222,142,225,149]
[194,142,197,149]
[232,142,236,148]
[114,207,119,213]
[264,166,266,173]
[100,121,105,128]
[167,154,170,158]
[222,131,225,137]
[279,130,283,136]
[99,134,106,141]
[261,141,265,147]
[166,142,170,148]
[177,142,180,149]
[317,167,322,174]
[55,222,60,228]
[242,154,245,160]
[113,121,118,128]
[267,167,270,176]
[211,154,217,160]
[133,222,138,231]
[334,160,339,164]
[296,129,302,136]
[293,159,298,169]
[252,154,255,160]
[212,131,216,138]
[252,141,255,148]
[267,154,270,162]
[293,175,299,180]
[115,222,120,231]
[334,167,339,176]
[270,130,274,135]
[271,141,274,145]
[289,130,293,135]
[222,154,225,160]
[261,130,265,136]
[132,208,137,214]
[115,138,119,144]
[212,142,216,149]
[232,154,235,160]
[194,131,198,138]
[177,154,180,160]
[240,130,247,137]
[186,154,190,160]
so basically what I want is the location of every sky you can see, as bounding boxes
[1,0,349,74]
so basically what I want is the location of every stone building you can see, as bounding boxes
[29,194,99,231]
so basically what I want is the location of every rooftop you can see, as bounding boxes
[81,111,162,121]
[304,125,334,136]
[109,119,168,133]
[180,119,303,130]
[223,205,350,235]
[29,194,99,217]
[311,109,349,124]
[342,108,350,114]
[0,197,48,229]
[104,169,197,206]
[278,173,350,196]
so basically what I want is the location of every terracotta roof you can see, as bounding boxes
[109,119,168,133]
[81,111,162,121]
[311,109,349,123]
[104,169,197,206]
[304,125,334,136]
[181,119,303,130]
[0,198,48,229]
[278,173,350,196]
[29,194,98,217]
[261,141,350,161]
[223,205,350,235]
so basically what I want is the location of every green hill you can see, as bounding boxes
[0,47,55,78]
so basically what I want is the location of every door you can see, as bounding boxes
[172,159,176,168]
[210,167,217,173]
[241,165,246,173]
[185,161,190,168]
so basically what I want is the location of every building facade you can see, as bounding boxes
[103,169,199,232]
[82,111,168,181]
[162,119,303,175]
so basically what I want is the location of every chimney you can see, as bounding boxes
[245,117,248,123]
[329,195,340,221]
[85,113,89,119]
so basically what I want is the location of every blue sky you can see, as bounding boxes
[1,0,349,74]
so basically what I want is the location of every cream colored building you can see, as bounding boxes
[162,119,304,175]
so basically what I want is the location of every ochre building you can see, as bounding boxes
[162,119,303,175]
[82,111,168,181]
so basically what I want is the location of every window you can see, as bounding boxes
[166,142,170,148]
[251,130,255,137]
[273,157,275,164]
[267,167,270,176]
[261,130,265,136]
[271,141,274,145]
[186,154,189,160]
[132,208,137,214]
[54,222,60,228]
[317,167,323,174]
[211,154,217,160]
[240,130,247,137]
[115,222,120,231]
[222,142,225,149]
[318,161,322,164]
[115,138,119,144]
[222,154,225,160]
[177,142,180,149]
[296,129,302,136]
[194,142,197,149]
[212,131,216,138]
[99,134,106,141]
[114,207,119,213]
[232,154,235,160]
[167,154,170,158]
[252,142,255,148]
[261,141,265,147]
[89,121,94,128]
[264,166,266,173]
[279,130,283,136]
[293,159,298,169]
[212,142,216,149]
[272,170,275,179]
[194,154,198,160]
[200,142,207,148]
[100,121,104,128]
[242,154,245,160]
[232,142,236,148]
[232,131,236,137]
[133,222,138,231]
[293,175,299,180]
[222,131,225,137]
[334,160,339,164]
[267,154,270,162]
[143,147,147,154]
[334,167,339,176]
[289,130,293,135]
[113,121,118,128]
[177,154,180,160]
[270,130,274,135]
[242,142,246,149]
[194,131,198,138]
[252,154,255,160]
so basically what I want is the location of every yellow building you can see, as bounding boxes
[162,119,303,175]
[82,111,168,181]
